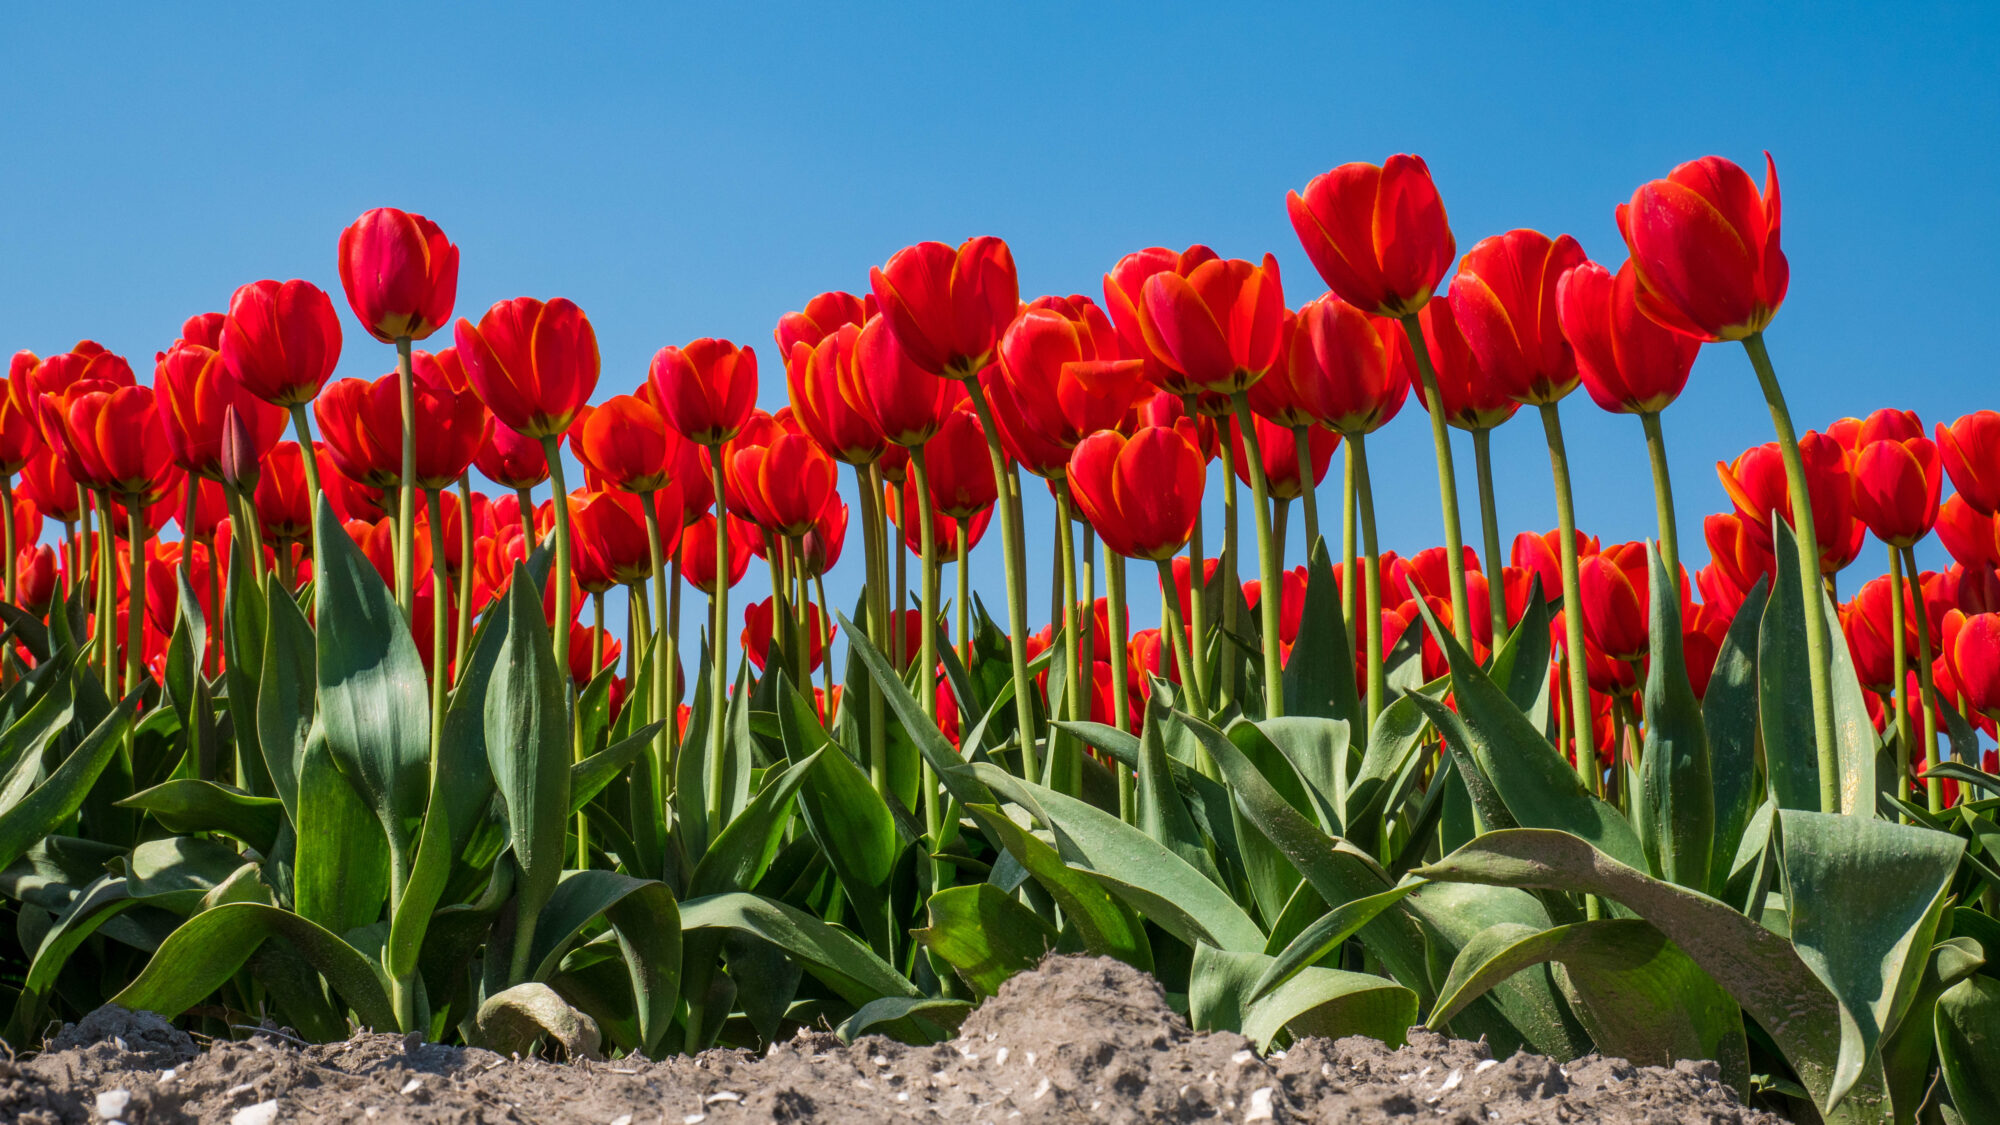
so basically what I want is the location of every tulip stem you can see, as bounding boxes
[1888,546,1912,818]
[1,475,15,605]
[1742,332,1840,815]
[1634,411,1683,581]
[814,571,836,710]
[288,405,323,514]
[592,591,607,687]
[1080,523,1097,677]
[955,528,970,668]
[1217,429,1240,709]
[1470,427,1508,647]
[765,536,792,675]
[425,489,451,760]
[1353,433,1385,737]
[124,500,146,696]
[894,510,908,670]
[1340,441,1357,666]
[704,442,729,835]
[1397,314,1473,649]
[1273,499,1290,570]
[1179,397,1213,718]
[642,490,674,788]
[1052,480,1084,796]
[1539,401,1598,791]
[1232,393,1286,717]
[394,338,417,624]
[669,552,685,767]
[1902,545,1943,813]
[454,475,475,678]
[1105,545,1134,823]
[1156,557,1209,719]
[965,382,1041,785]
[1293,426,1321,557]
[908,447,947,893]
[515,487,538,553]
[855,465,891,796]
[95,493,116,693]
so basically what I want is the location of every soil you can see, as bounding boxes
[2,954,1781,1124]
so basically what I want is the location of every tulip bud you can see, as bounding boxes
[221,405,260,492]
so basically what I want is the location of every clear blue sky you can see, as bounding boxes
[5,3,1994,640]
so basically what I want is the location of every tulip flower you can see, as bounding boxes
[254,442,318,545]
[649,337,758,448]
[1618,154,1786,344]
[15,543,55,613]
[576,395,670,494]
[337,208,459,345]
[1851,430,1942,549]
[1951,613,2000,719]
[742,597,834,673]
[1287,155,1456,319]
[777,290,873,357]
[1230,411,1337,504]
[316,375,406,490]
[477,417,553,495]
[790,323,888,467]
[920,409,1001,520]
[1936,411,2000,516]
[1069,427,1205,563]
[869,237,1019,380]
[456,298,600,443]
[24,344,136,441]
[997,297,1147,449]
[1841,575,1921,694]
[1577,551,1650,664]
[219,275,346,469]
[681,512,757,595]
[745,432,838,539]
[1718,435,1864,577]
[156,343,288,481]
[571,489,656,591]
[851,316,959,449]
[1134,254,1286,398]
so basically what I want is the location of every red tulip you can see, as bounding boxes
[254,442,318,542]
[19,449,80,523]
[681,512,758,595]
[648,336,758,446]
[323,457,388,524]
[315,375,404,489]
[565,623,620,690]
[1718,434,1864,575]
[1555,259,1700,415]
[175,313,226,350]
[1952,612,2000,718]
[1449,230,1588,405]
[889,480,992,558]
[799,495,849,577]
[1511,529,1600,606]
[155,343,287,479]
[176,476,230,540]
[571,489,655,592]
[1287,155,1456,319]
[1281,294,1410,435]
[1936,411,2000,516]
[869,237,1020,380]
[1840,575,1921,693]
[1577,551,1650,663]
[1617,153,1787,342]
[475,417,552,491]
[789,323,887,465]
[742,597,835,673]
[977,364,1072,478]
[220,279,345,407]
[1067,426,1205,560]
[998,296,1148,447]
[745,432,838,538]
[15,543,56,612]
[921,409,1001,519]
[1138,391,1219,461]
[851,315,960,448]
[337,207,459,343]
[777,290,873,357]
[1229,412,1338,501]
[25,344,136,445]
[1243,566,1308,651]
[1851,429,1942,548]
[1412,297,1519,431]
[0,363,42,475]
[575,395,671,494]
[1136,254,1286,395]
[56,387,174,502]
[412,346,469,393]
[455,297,600,440]
[1103,245,1222,389]
[1937,495,2000,570]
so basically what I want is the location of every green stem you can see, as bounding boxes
[908,447,946,893]
[591,590,607,687]
[1231,393,1286,717]
[1397,314,1472,648]
[1639,411,1681,581]
[454,474,475,678]
[856,465,891,797]
[955,528,970,667]
[965,382,1041,784]
[1340,440,1357,668]
[1052,480,1083,796]
[642,490,674,788]
[1293,425,1321,556]
[1354,433,1385,738]
[1180,395,1212,719]
[124,499,146,695]
[1888,546,1911,818]
[704,442,729,833]
[1470,426,1507,647]
[814,571,836,710]
[1273,499,1290,572]
[540,435,584,861]
[764,535,792,676]
[515,486,538,553]
[96,493,115,693]
[288,404,323,522]
[1105,545,1134,823]
[1903,545,1942,814]
[669,552,684,772]
[424,489,450,760]
[1539,402,1597,790]
[1217,429,1240,709]
[1156,557,1208,716]
[1,475,15,605]
[394,338,416,622]
[1742,332,1840,815]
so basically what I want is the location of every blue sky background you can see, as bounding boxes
[4,3,1994,647]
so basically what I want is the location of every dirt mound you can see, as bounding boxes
[10,954,1780,1123]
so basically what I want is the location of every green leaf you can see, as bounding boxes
[687,750,820,898]
[913,883,1058,998]
[3,874,143,1045]
[1189,943,1417,1050]
[294,730,389,934]
[487,562,572,980]
[1637,543,1713,890]
[312,497,428,869]
[1281,539,1362,724]
[1426,918,1748,1094]
[775,683,903,959]
[1342,691,1430,855]
[256,582,316,824]
[835,610,996,813]
[1704,577,1766,895]
[1252,716,1349,833]
[1402,879,1591,1060]
[221,541,269,803]
[1881,936,1985,1123]
[0,694,137,873]
[963,802,1153,972]
[1489,580,1554,725]
[570,722,665,815]
[1935,975,2000,1125]
[835,996,974,1046]
[1760,520,1878,815]
[1778,808,1962,1110]
[1418,828,1884,1119]
[117,780,283,854]
[526,870,681,1056]
[1252,881,1421,1001]
[127,835,256,910]
[679,891,918,1008]
[1133,693,1223,887]
[111,902,395,1031]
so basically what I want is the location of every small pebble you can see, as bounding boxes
[1230,1049,1255,1066]
[401,1079,422,1095]
[96,1089,132,1119]
[610,1116,633,1125]
[1474,1059,1498,1074]
[704,1092,742,1104]
[231,1102,280,1125]
[1245,1086,1275,1121]
[994,1047,1009,1067]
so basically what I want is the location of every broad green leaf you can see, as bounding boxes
[1418,828,1884,1120]
[1402,879,1591,1061]
[312,498,428,868]
[570,722,665,815]
[1253,717,1349,833]
[963,802,1153,971]
[1342,691,1430,855]
[3,875,143,1045]
[1489,580,1553,727]
[1935,975,2000,1125]
[1881,936,1985,1123]
[1281,540,1362,724]
[679,891,918,1007]
[835,997,974,1046]
[1133,693,1222,887]
[913,883,1058,998]
[117,780,283,854]
[295,728,390,934]
[1760,520,1879,815]
[1190,943,1416,1050]
[256,582,315,824]
[0,694,136,873]
[474,982,602,1059]
[1637,543,1713,889]
[112,902,394,1031]
[1252,881,1422,1001]
[1704,577,1766,894]
[1779,808,1962,1110]
[1427,918,1748,1094]
[486,563,571,982]
[526,869,681,1056]
[127,835,253,910]
[221,538,269,805]
[687,751,820,898]
[776,683,903,959]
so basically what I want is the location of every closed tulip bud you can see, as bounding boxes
[913,409,996,520]
[1067,426,1206,560]
[315,375,404,489]
[1284,294,1410,435]
[1287,155,1456,319]
[16,543,56,612]
[475,417,552,490]
[1229,412,1338,501]
[1136,254,1286,395]
[156,342,287,479]
[1952,612,2000,718]
[1936,411,2000,516]
[681,512,758,595]
[337,207,459,343]
[1412,297,1519,431]
[798,495,849,578]
[648,336,757,446]
[789,323,887,465]
[1450,230,1588,406]
[1851,430,1942,548]
[1555,259,1700,415]
[220,279,345,407]
[218,404,264,492]
[852,316,960,448]
[455,297,599,440]
[1618,153,1787,341]
[576,395,671,494]
[177,312,226,350]
[869,237,1020,380]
